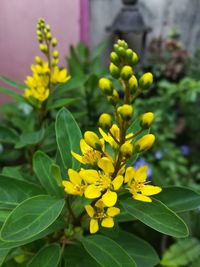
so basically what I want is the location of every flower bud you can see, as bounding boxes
[139,72,153,90]
[131,52,139,66]
[46,32,52,40]
[52,38,57,47]
[84,131,102,150]
[134,134,155,152]
[99,78,113,95]
[35,56,42,65]
[117,40,128,49]
[107,89,119,105]
[140,112,154,128]
[110,52,120,65]
[117,47,126,57]
[53,50,59,58]
[120,143,133,158]
[109,63,120,79]
[39,44,48,53]
[120,65,133,80]
[36,30,42,37]
[99,113,112,129]
[125,49,133,61]
[128,75,138,93]
[37,36,43,42]
[117,104,133,120]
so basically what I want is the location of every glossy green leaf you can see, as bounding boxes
[0,248,10,266]
[47,98,79,110]
[154,186,200,212]
[0,75,26,90]
[108,230,159,267]
[64,243,100,267]
[0,195,65,242]
[0,220,64,249]
[81,235,136,267]
[0,86,24,101]
[121,198,188,238]
[0,211,11,223]
[2,166,26,181]
[0,126,19,144]
[33,151,64,198]
[15,128,45,148]
[0,175,45,208]
[55,108,82,169]
[27,244,61,267]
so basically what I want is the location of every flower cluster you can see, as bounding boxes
[24,18,70,105]
[63,40,162,234]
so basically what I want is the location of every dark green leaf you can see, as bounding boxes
[0,195,65,242]
[0,86,24,101]
[33,151,64,198]
[27,244,61,267]
[15,128,45,148]
[55,108,82,169]
[81,234,136,267]
[0,126,19,144]
[121,198,188,238]
[0,76,26,90]
[47,98,79,110]
[0,248,10,266]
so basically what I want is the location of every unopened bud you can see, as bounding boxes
[99,78,113,95]
[120,65,133,80]
[125,49,133,61]
[84,131,102,150]
[128,75,138,93]
[134,134,155,152]
[52,38,57,47]
[99,113,112,129]
[107,89,119,105]
[117,104,133,120]
[110,52,120,65]
[53,50,59,58]
[46,32,52,40]
[131,52,139,66]
[120,143,133,158]
[35,56,42,65]
[117,40,128,49]
[139,72,153,90]
[109,63,120,79]
[39,44,48,53]
[140,112,154,128]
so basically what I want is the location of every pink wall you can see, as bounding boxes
[0,0,81,103]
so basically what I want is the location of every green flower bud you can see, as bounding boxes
[99,78,113,95]
[125,48,133,62]
[109,63,120,78]
[131,52,139,66]
[39,44,48,53]
[99,113,112,129]
[110,52,120,65]
[120,143,133,158]
[117,40,128,49]
[128,75,138,93]
[117,104,133,120]
[53,50,59,58]
[139,72,153,90]
[107,89,119,105]
[46,32,52,40]
[35,56,42,65]
[120,65,133,80]
[52,38,57,47]
[117,47,126,57]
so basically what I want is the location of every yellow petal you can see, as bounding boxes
[85,205,95,218]
[71,151,85,164]
[141,185,162,196]
[80,139,91,153]
[101,217,114,228]
[112,175,123,190]
[107,207,120,217]
[102,190,117,207]
[79,169,99,184]
[62,181,74,194]
[84,185,101,199]
[90,219,99,234]
[99,128,110,143]
[68,169,82,185]
[95,199,105,209]
[98,157,114,174]
[134,166,148,183]
[133,193,152,202]
[124,167,135,183]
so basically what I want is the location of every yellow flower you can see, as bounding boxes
[85,200,120,234]
[125,165,162,202]
[51,67,70,84]
[81,157,123,207]
[71,139,102,165]
[62,169,86,196]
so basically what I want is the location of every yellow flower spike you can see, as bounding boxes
[134,134,155,152]
[90,218,99,234]
[99,78,113,95]
[140,112,155,129]
[120,143,133,158]
[139,72,153,90]
[84,131,102,150]
[117,104,134,120]
[98,157,114,174]
[102,190,117,207]
[99,113,112,129]
[85,205,95,218]
[124,166,136,183]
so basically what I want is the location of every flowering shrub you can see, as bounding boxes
[0,20,200,267]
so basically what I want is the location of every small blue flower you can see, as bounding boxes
[155,150,163,160]
[180,145,190,156]
[134,158,152,181]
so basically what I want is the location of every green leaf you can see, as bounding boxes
[55,108,82,169]
[161,238,200,267]
[81,234,136,267]
[33,151,64,198]
[27,244,61,267]
[121,198,188,238]
[0,126,19,144]
[15,128,45,148]
[51,164,63,187]
[47,98,79,110]
[2,166,26,181]
[0,175,45,208]
[0,195,65,242]
[0,248,10,266]
[106,230,159,267]
[0,76,26,90]
[0,86,24,101]
[0,211,11,222]
[0,220,64,249]
[154,186,200,212]
[64,243,100,267]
